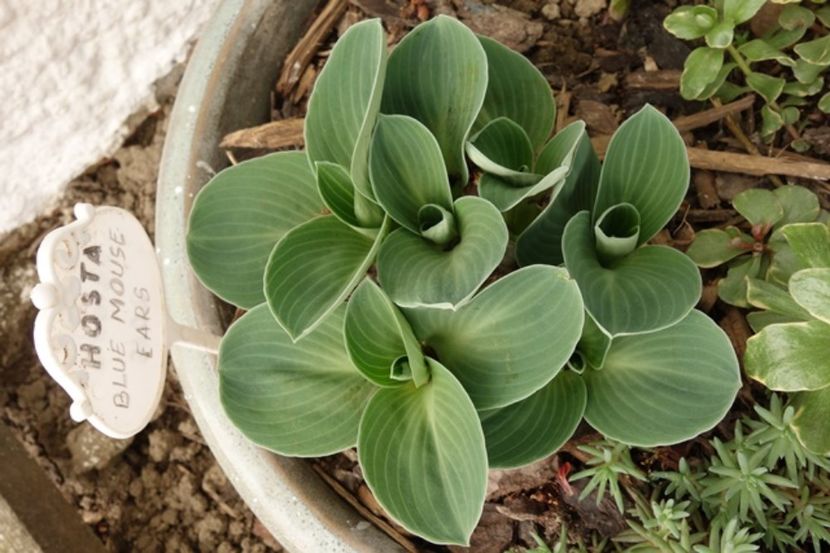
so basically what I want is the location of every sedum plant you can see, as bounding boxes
[664,0,830,141]
[744,221,830,455]
[687,184,824,307]
[186,15,741,545]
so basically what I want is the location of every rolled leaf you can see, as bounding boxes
[358,358,487,545]
[187,152,324,309]
[405,265,584,410]
[583,310,740,446]
[305,19,386,198]
[382,15,487,184]
[369,114,453,234]
[466,117,537,185]
[377,196,507,309]
[316,161,383,229]
[473,35,555,152]
[563,211,701,336]
[264,216,388,341]
[593,105,688,244]
[745,320,830,391]
[220,304,374,456]
[577,313,612,369]
[480,371,586,468]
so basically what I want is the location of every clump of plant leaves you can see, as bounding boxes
[186,15,741,545]
[743,221,830,456]
[687,184,826,306]
[664,0,830,144]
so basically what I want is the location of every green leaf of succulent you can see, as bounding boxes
[746,277,812,320]
[792,387,830,455]
[369,114,453,234]
[738,40,795,67]
[789,268,830,324]
[563,211,701,336]
[687,227,753,268]
[264,216,389,341]
[316,161,383,229]
[705,20,735,49]
[781,222,830,268]
[766,26,809,50]
[187,152,324,309]
[219,304,374,456]
[698,62,737,100]
[767,228,807,285]
[584,310,740,447]
[818,6,830,28]
[516,123,601,265]
[376,196,507,309]
[820,91,830,113]
[745,320,830,391]
[663,5,719,40]
[305,19,386,199]
[405,265,584,410]
[479,371,586,468]
[747,310,801,333]
[719,254,764,308]
[775,185,820,225]
[760,104,785,137]
[732,188,784,227]
[779,4,816,31]
[783,76,825,97]
[382,15,487,184]
[344,278,428,387]
[792,58,827,84]
[476,120,588,212]
[746,72,786,104]
[594,105,688,244]
[681,47,726,99]
[724,0,767,24]
[474,35,555,152]
[795,34,830,65]
[358,358,487,545]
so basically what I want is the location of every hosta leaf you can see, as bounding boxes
[358,358,486,545]
[775,185,820,225]
[516,124,600,266]
[220,304,373,456]
[369,114,453,234]
[746,72,785,104]
[795,34,830,65]
[577,313,612,369]
[405,265,584,410]
[473,35,555,152]
[479,371,586,468]
[344,279,427,387]
[562,211,701,336]
[264,216,388,341]
[187,152,324,309]
[663,5,718,40]
[305,19,386,198]
[681,47,725,99]
[789,268,830,324]
[477,120,586,212]
[718,254,764,308]
[704,20,734,49]
[583,310,740,447]
[724,0,766,24]
[746,278,811,320]
[745,320,830,391]
[316,162,383,229]
[377,196,507,309]
[781,222,830,268]
[467,117,538,185]
[594,105,688,244]
[732,188,784,227]
[382,15,487,184]
[686,227,752,268]
[792,387,830,455]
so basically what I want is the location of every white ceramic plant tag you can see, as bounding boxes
[31,204,218,439]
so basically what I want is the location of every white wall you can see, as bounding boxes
[0,0,221,233]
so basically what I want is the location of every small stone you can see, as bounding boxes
[541,1,560,20]
[574,0,606,18]
[66,422,133,473]
[147,428,179,463]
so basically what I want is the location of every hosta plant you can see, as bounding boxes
[744,221,830,455]
[664,0,830,142]
[687,184,825,307]
[186,15,740,545]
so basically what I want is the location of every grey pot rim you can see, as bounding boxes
[155,1,405,551]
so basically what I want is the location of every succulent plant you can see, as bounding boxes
[186,15,742,545]
[686,185,825,307]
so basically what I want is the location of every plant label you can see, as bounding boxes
[31,204,217,439]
